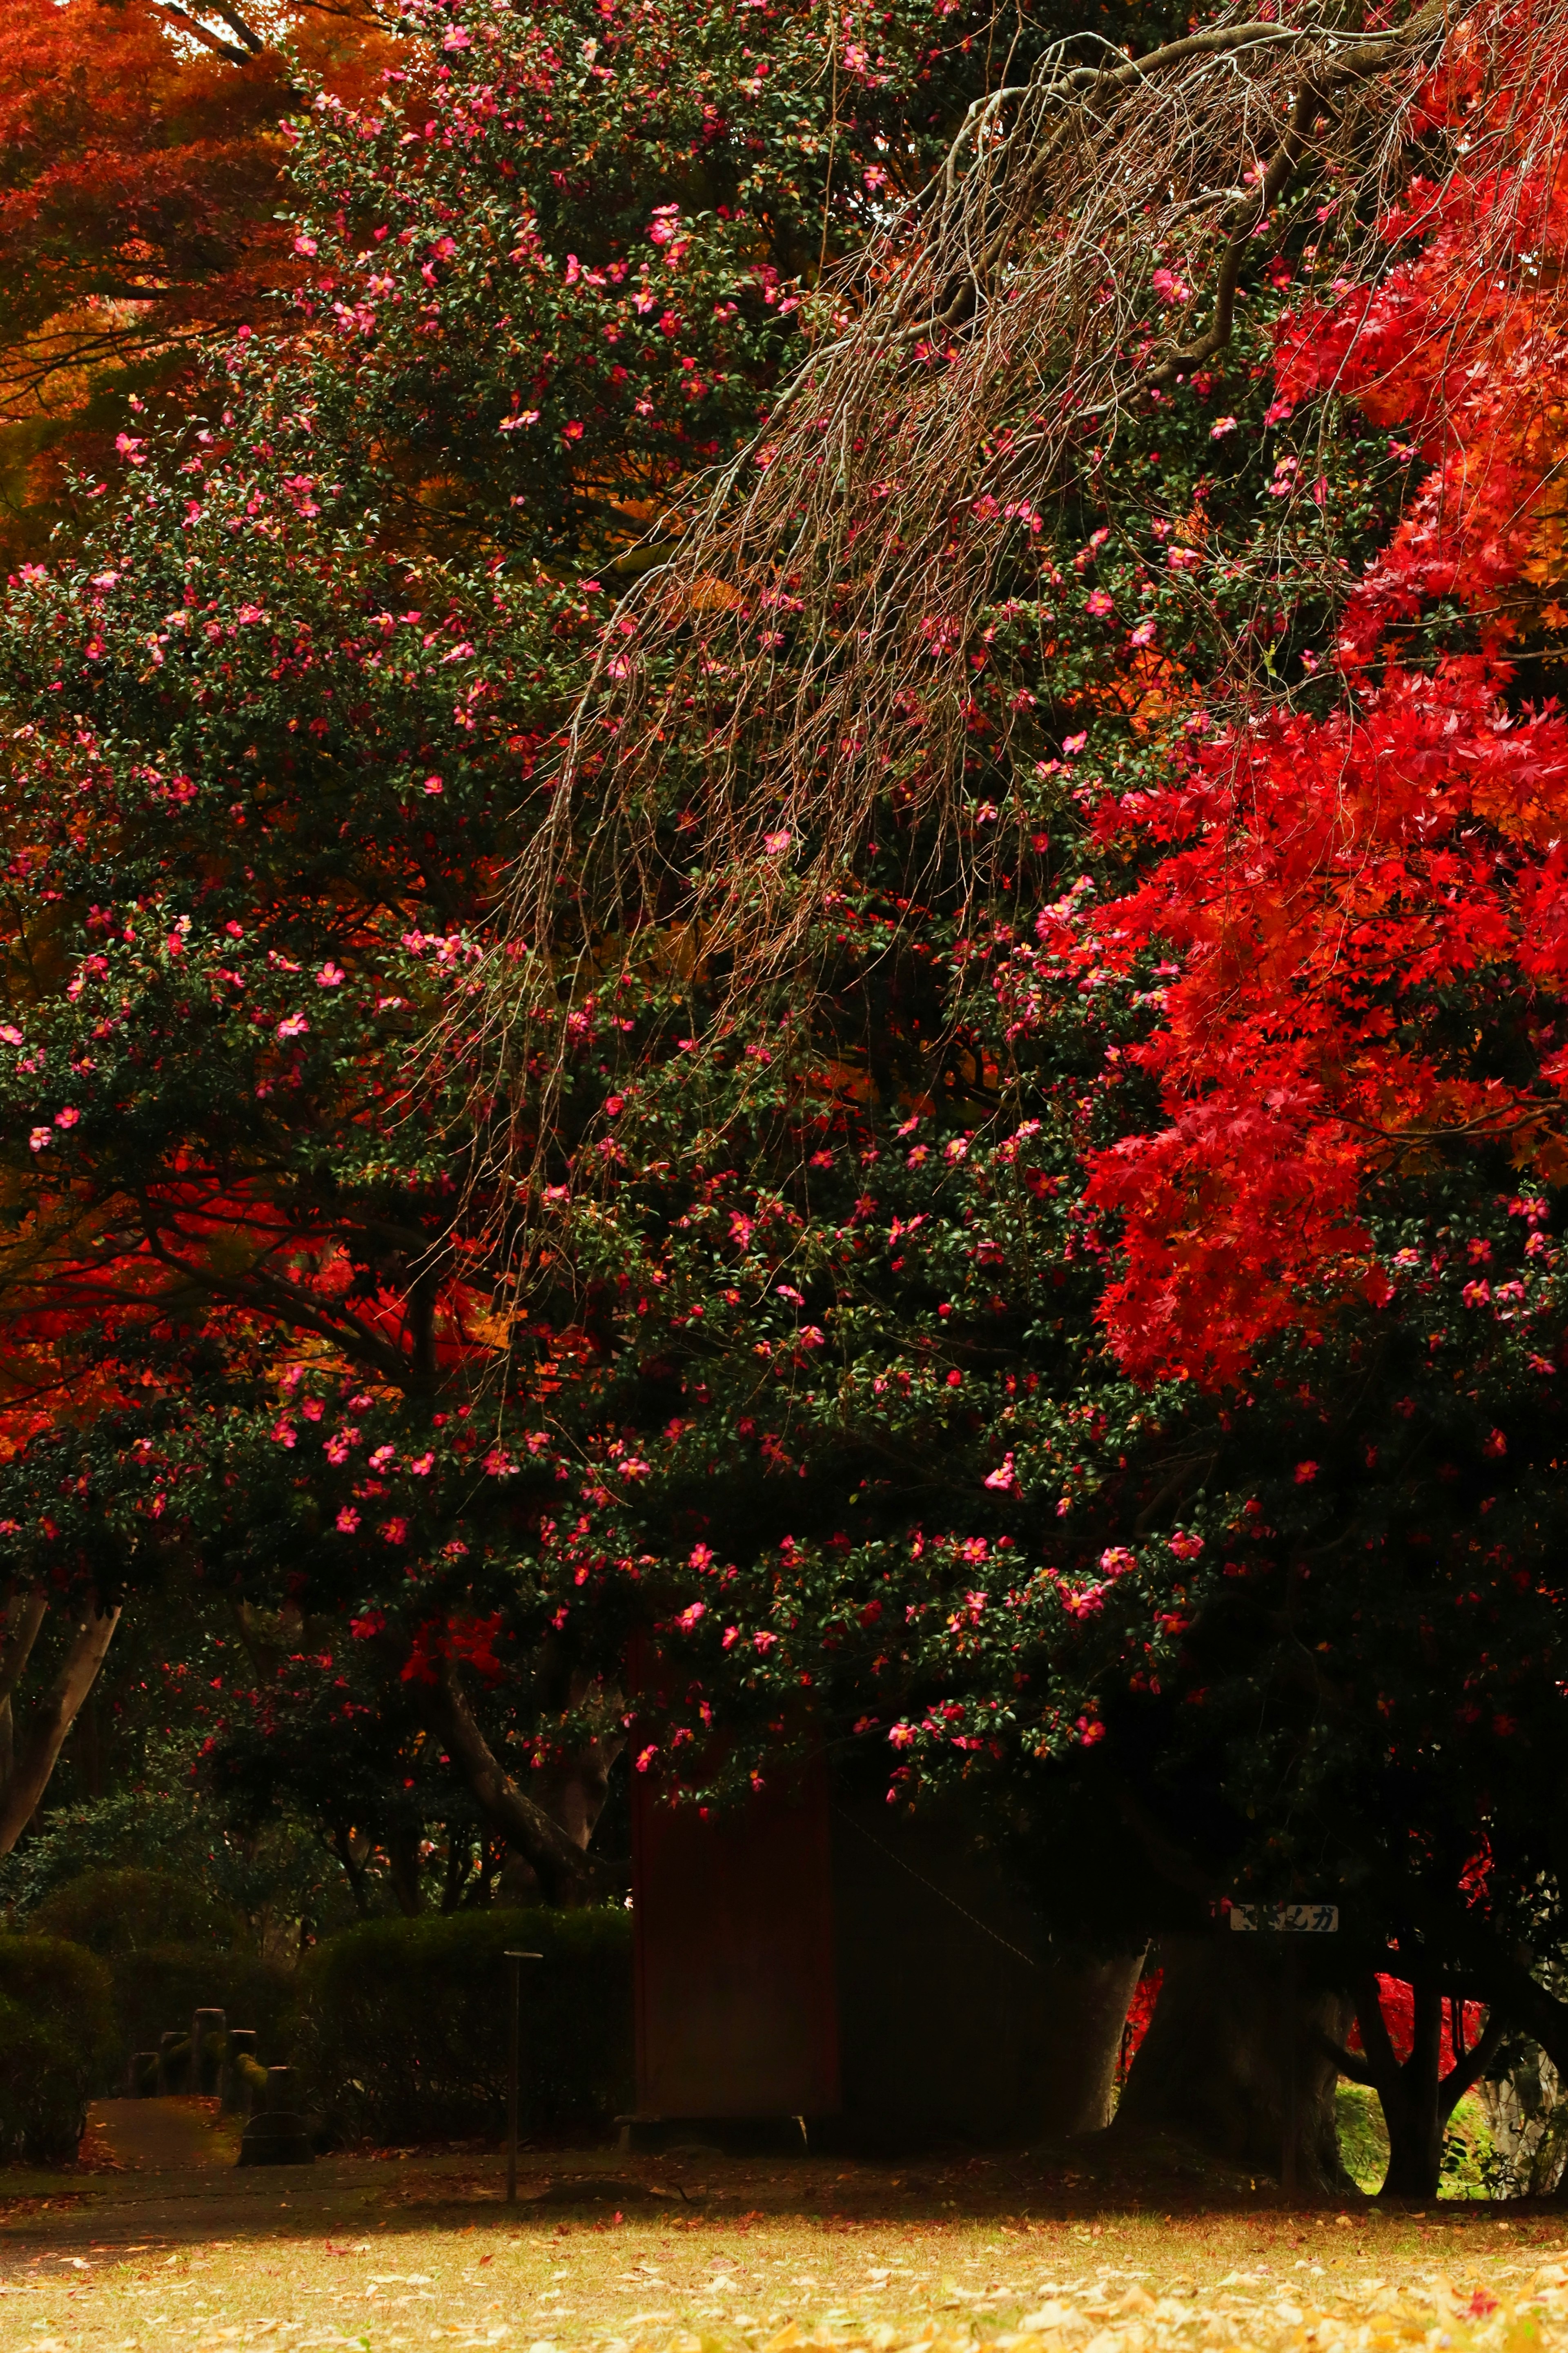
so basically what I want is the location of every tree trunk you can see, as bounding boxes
[532,1729,622,1851]
[831,1798,1145,2144]
[412,1654,616,1904]
[0,1597,121,1856]
[1332,1976,1507,2203]
[385,1821,425,1916]
[1114,1932,1352,2193]
[1041,1950,1149,2132]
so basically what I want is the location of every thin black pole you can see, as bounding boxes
[1281,1938,1300,2203]
[505,1950,542,2206]
[507,1954,519,2205]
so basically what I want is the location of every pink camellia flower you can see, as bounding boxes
[336,1506,360,1533]
[1294,1460,1319,1483]
[983,1454,1017,1491]
[675,1602,706,1632]
[410,1452,434,1476]
[294,235,318,257]
[1210,415,1239,439]
[368,1444,396,1472]
[380,1516,409,1544]
[1085,589,1114,617]
[1062,730,1088,753]
[423,775,443,795]
[753,1629,778,1653]
[763,828,791,854]
[54,1106,80,1128]
[887,1723,917,1748]
[1129,617,1158,648]
[635,1745,658,1772]
[316,962,345,987]
[272,1419,296,1448]
[1169,1529,1205,1560]
[28,1127,51,1152]
[442,23,471,46]
[276,1013,309,1040]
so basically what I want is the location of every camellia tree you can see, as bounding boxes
[444,0,1568,2196]
[0,0,1034,1883]
[10,0,1568,2204]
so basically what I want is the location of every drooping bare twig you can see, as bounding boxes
[468,0,1568,1208]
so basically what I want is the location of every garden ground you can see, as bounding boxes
[1,2103,1566,2353]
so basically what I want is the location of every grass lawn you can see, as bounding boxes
[5,2133,1568,2353]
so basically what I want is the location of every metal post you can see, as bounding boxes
[505,1951,542,2206]
[1281,1938,1300,2203]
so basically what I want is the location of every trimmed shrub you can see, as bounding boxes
[109,1945,293,2069]
[31,1867,244,1956]
[292,1906,633,2144]
[0,1935,117,2164]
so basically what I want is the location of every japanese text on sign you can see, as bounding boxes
[1229,1901,1339,1933]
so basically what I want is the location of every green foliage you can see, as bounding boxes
[1,1714,366,1944]
[0,1934,117,2164]
[1441,2093,1495,2200]
[234,2051,270,2105]
[291,1905,632,2143]
[1335,2082,1389,2196]
[29,1866,243,1954]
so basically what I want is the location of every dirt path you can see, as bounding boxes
[89,2100,236,2175]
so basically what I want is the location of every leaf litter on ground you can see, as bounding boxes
[4,2204,1568,2353]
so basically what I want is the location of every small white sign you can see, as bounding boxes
[1230,1901,1339,1934]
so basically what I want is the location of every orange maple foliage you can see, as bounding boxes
[0,0,391,554]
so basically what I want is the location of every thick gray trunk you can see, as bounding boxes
[1115,1932,1352,2193]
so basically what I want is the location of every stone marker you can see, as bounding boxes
[156,2029,187,2096]
[191,2007,226,2097]
[222,2028,257,2114]
[237,2064,314,2166]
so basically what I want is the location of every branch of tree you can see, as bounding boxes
[1439,2004,1510,2122]
[411,1652,610,1904]
[147,4,254,67]
[1153,0,1448,382]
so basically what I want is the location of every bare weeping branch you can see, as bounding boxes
[465,0,1568,1211]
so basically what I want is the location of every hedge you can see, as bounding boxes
[30,1867,244,1955]
[291,1906,633,2144]
[0,1935,117,2165]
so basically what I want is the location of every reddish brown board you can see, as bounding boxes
[631,1765,840,2119]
